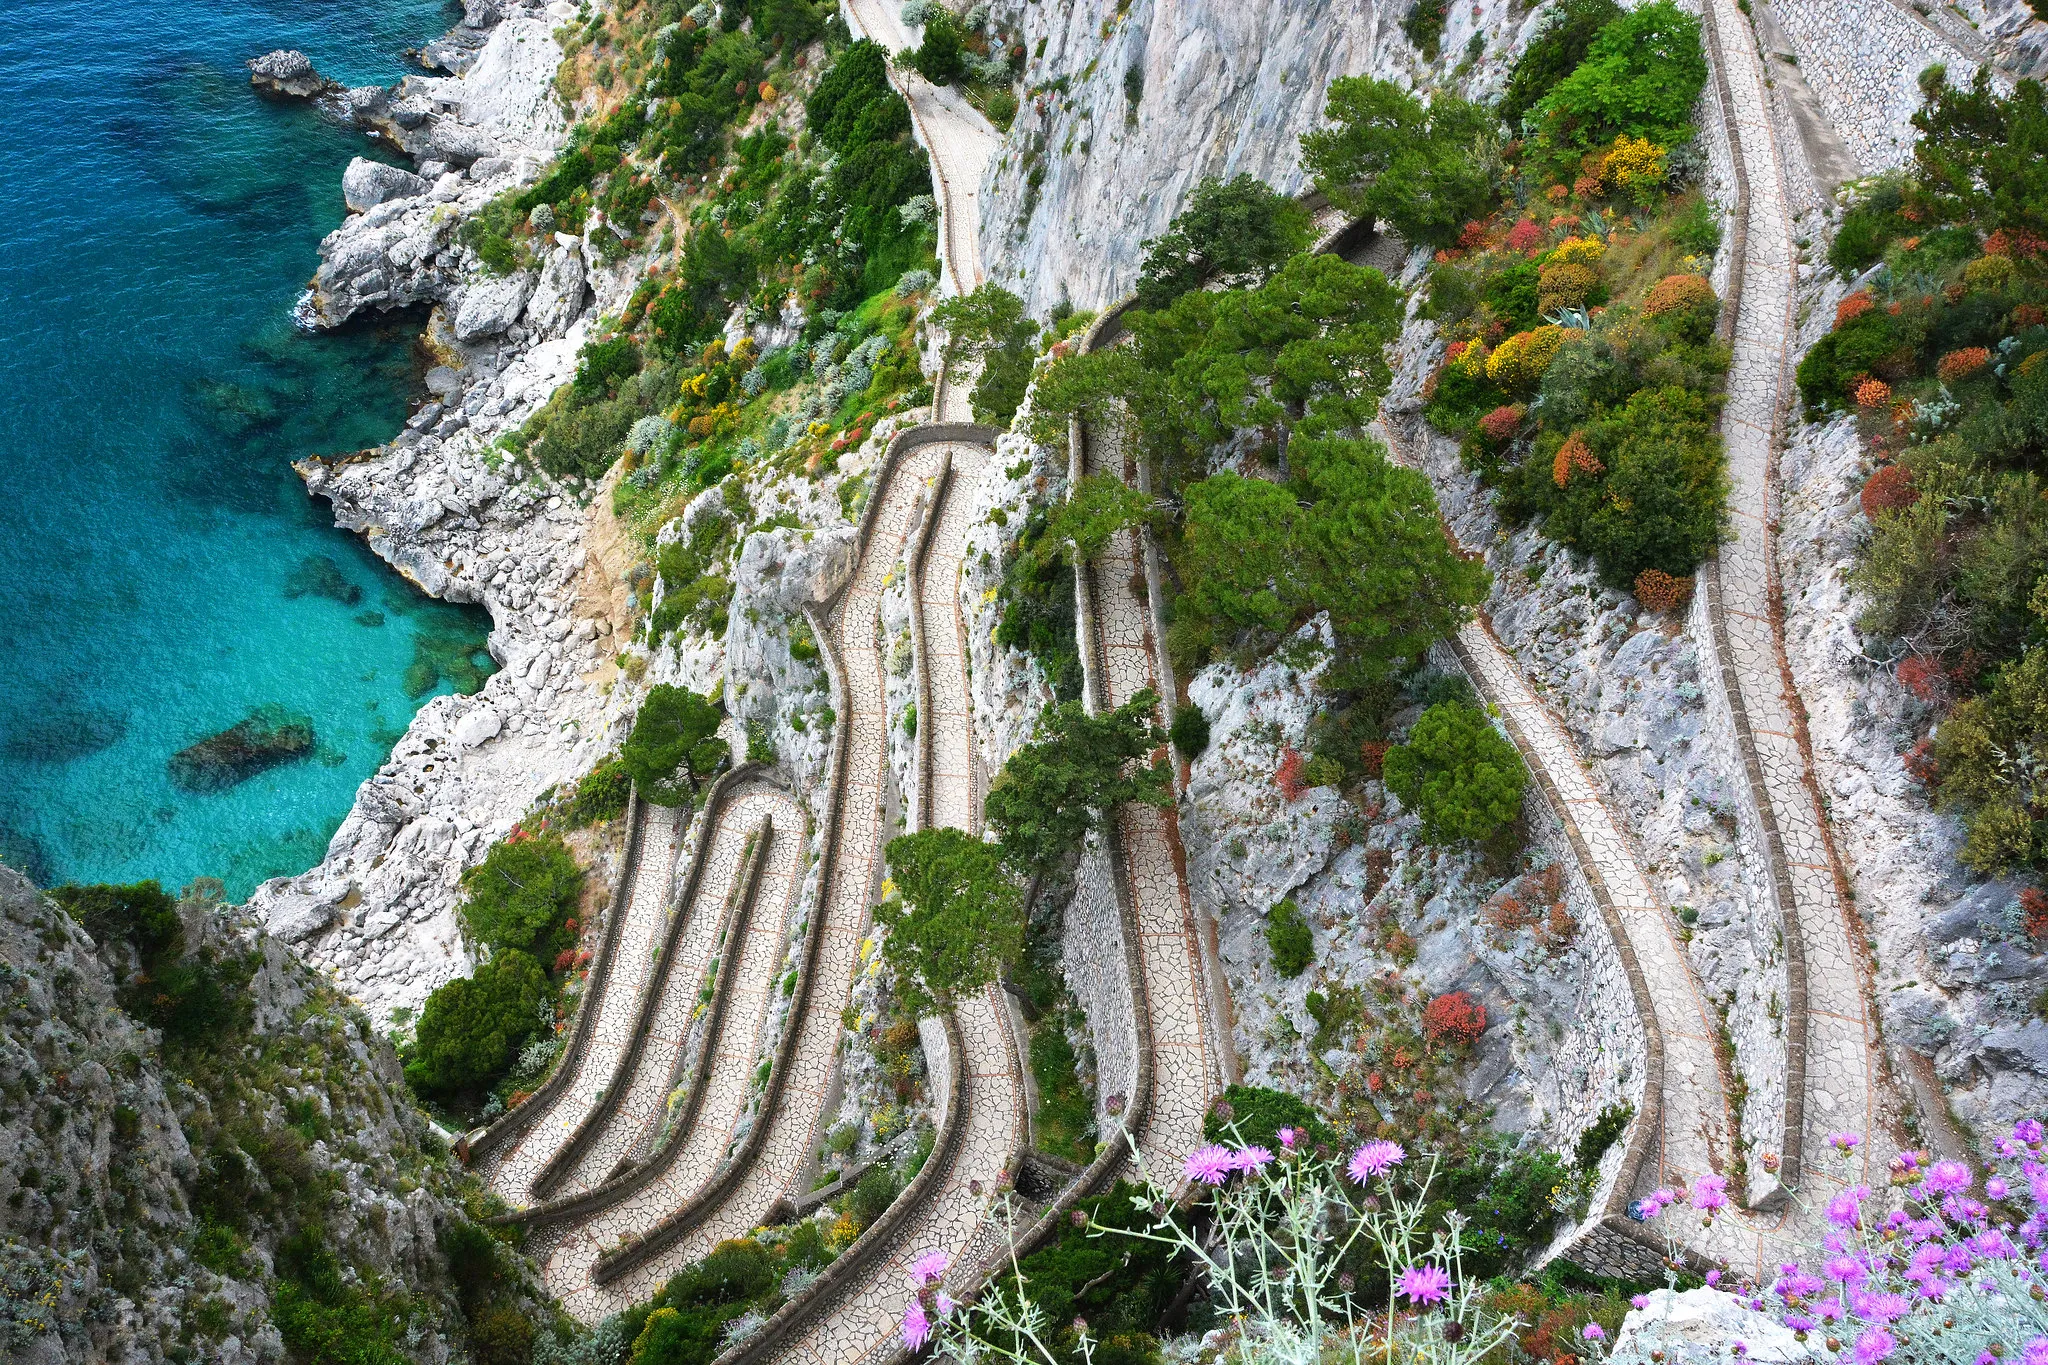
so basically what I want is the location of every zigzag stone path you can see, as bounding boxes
[480,801,687,1201]
[546,782,805,1198]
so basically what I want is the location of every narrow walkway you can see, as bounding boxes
[1075,413,1225,1173]
[1697,0,1883,1233]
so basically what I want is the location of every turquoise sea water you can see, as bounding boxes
[0,0,496,897]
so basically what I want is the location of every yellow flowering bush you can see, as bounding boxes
[1601,135,1667,203]
[1545,235,1605,267]
[1538,261,1599,313]
[1486,325,1572,391]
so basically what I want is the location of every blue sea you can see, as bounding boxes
[0,0,496,898]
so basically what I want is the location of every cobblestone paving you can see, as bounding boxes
[1695,0,1881,1264]
[1081,418,1222,1174]
[553,783,807,1196]
[767,421,1029,1365]
[481,801,687,1202]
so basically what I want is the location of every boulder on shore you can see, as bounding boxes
[168,706,316,793]
[342,158,429,214]
[247,49,339,100]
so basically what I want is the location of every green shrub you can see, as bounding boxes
[1383,701,1527,844]
[1134,174,1314,309]
[458,833,585,962]
[52,880,180,957]
[406,949,550,1096]
[564,755,632,827]
[1830,178,1911,275]
[1498,0,1624,129]
[1265,898,1314,978]
[1528,1,1707,164]
[1543,384,1728,584]
[1202,1083,1338,1151]
[909,7,967,84]
[1169,703,1211,760]
[1574,1101,1635,1171]
[1400,0,1450,58]
[622,684,728,806]
[877,827,1024,1010]
[1028,1019,1095,1162]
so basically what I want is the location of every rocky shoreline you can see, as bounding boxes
[245,0,651,1021]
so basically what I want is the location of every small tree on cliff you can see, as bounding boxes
[879,829,1024,1011]
[622,684,728,806]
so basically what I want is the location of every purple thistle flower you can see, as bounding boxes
[1825,1255,1867,1285]
[1827,1186,1870,1230]
[1184,1144,1234,1186]
[1396,1263,1451,1306]
[1694,1175,1729,1213]
[1853,1326,1895,1363]
[1277,1126,1298,1149]
[1814,1296,1845,1323]
[1231,1145,1274,1172]
[1631,1294,1649,1310]
[1829,1132,1863,1153]
[2022,1337,2048,1365]
[1776,1268,1824,1300]
[935,1294,956,1318]
[1705,1269,1722,1287]
[1851,1290,1909,1324]
[1582,1324,1605,1342]
[1989,1176,2012,1200]
[1785,1315,1816,1333]
[1922,1160,1973,1196]
[902,1300,932,1351]
[909,1251,949,1289]
[2018,1120,2045,1145]
[1348,1141,1405,1183]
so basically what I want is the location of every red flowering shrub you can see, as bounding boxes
[1835,291,1876,328]
[1478,404,1526,444]
[1937,347,1992,384]
[1457,219,1491,250]
[1854,377,1893,410]
[1503,217,1545,254]
[2023,887,2048,940]
[2016,303,2047,329]
[1276,746,1308,802]
[1896,654,1949,704]
[1422,990,1488,1047]
[1632,569,1693,613]
[1902,738,1938,786]
[1860,464,1918,519]
[1985,228,2048,258]
[1359,740,1389,779]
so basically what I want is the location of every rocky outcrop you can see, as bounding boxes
[452,271,533,341]
[525,243,588,339]
[341,156,430,213]
[247,48,338,100]
[1610,1289,1824,1364]
[974,0,1541,315]
[0,869,519,1364]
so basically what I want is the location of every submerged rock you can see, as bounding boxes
[2,707,128,765]
[283,553,364,606]
[168,706,316,793]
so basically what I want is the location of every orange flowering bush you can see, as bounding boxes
[1860,463,1918,519]
[1632,569,1693,613]
[1550,431,1603,486]
[1854,377,1893,410]
[1937,346,1992,384]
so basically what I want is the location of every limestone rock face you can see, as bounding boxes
[1610,1290,1825,1364]
[734,524,860,615]
[453,272,534,341]
[341,157,429,213]
[975,0,1536,315]
[524,244,588,339]
[0,868,510,1363]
